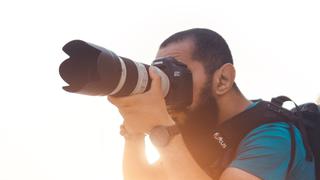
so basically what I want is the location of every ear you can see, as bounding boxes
[212,63,236,96]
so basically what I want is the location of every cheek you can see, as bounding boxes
[185,60,207,109]
[190,73,205,108]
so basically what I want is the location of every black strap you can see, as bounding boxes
[272,96,313,161]
[212,101,289,151]
[271,96,293,107]
[286,123,296,179]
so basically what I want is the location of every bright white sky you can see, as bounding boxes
[0,0,319,179]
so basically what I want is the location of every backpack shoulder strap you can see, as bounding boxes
[212,101,288,151]
[272,96,313,161]
[208,100,294,178]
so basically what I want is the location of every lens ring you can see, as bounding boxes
[109,56,127,95]
[130,62,149,95]
[153,66,170,97]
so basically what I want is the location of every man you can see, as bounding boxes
[108,28,315,180]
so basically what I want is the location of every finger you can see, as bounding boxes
[149,66,162,93]
[107,96,115,104]
[107,95,137,107]
[120,124,126,131]
[107,96,123,106]
[120,125,127,136]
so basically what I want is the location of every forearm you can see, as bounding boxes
[123,137,149,180]
[158,134,212,180]
[123,137,165,180]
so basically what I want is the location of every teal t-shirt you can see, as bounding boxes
[229,103,315,180]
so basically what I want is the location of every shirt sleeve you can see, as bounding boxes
[229,122,292,180]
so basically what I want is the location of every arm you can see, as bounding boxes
[122,135,167,180]
[122,133,260,180]
[222,122,295,180]
[109,67,261,180]
[121,125,167,180]
[156,131,261,180]
[220,167,261,180]
[157,134,213,180]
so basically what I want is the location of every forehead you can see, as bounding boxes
[156,39,206,74]
[156,39,194,64]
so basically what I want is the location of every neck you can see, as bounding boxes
[216,90,252,125]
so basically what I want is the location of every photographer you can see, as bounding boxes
[108,28,315,180]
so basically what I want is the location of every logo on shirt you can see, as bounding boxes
[213,132,228,149]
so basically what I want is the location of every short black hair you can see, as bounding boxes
[160,28,239,91]
[160,28,233,75]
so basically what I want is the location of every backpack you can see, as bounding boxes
[205,96,320,179]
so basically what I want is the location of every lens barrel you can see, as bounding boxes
[59,40,192,109]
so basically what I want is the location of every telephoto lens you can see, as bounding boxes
[59,40,193,110]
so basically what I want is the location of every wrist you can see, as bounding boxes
[157,115,176,127]
[149,124,180,148]
[124,133,146,141]
[120,125,146,141]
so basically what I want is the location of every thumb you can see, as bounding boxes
[149,66,162,93]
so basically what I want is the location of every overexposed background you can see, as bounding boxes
[0,0,319,179]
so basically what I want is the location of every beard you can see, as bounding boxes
[171,77,221,167]
[177,77,219,131]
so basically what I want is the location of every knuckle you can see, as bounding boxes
[107,96,114,103]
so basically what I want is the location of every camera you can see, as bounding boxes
[59,40,193,110]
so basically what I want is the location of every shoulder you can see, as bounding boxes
[239,122,292,149]
[229,122,315,180]
[236,122,293,161]
[229,122,293,180]
[235,122,293,158]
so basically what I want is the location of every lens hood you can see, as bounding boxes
[59,40,123,95]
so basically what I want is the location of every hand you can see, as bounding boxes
[108,66,175,134]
